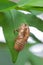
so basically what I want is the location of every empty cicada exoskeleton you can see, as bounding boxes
[14,23,30,51]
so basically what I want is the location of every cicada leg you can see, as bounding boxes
[14,28,19,33]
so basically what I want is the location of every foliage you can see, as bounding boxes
[0,0,43,65]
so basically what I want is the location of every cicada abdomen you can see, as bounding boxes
[14,24,30,51]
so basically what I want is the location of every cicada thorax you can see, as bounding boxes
[14,24,30,51]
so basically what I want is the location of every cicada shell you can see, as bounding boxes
[14,24,30,51]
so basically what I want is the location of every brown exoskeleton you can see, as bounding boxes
[14,23,30,51]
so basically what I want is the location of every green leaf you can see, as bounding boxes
[0,1,17,12]
[18,0,43,7]
[22,6,43,14]
[0,0,8,2]
[16,6,43,15]
[17,0,43,15]
[29,10,43,15]
[0,9,43,64]
[0,45,14,65]
[0,11,19,63]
